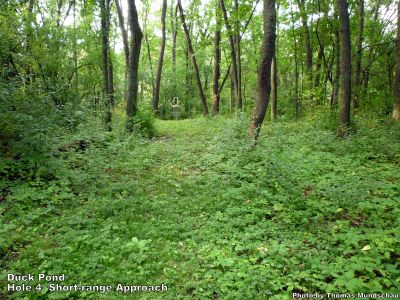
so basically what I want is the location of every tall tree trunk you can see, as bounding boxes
[25,0,35,83]
[337,0,352,136]
[249,0,276,140]
[145,35,155,95]
[106,0,114,107]
[185,46,190,106]
[115,0,129,65]
[361,0,381,100]
[296,0,312,79]
[142,3,155,96]
[203,61,209,93]
[28,0,34,13]
[331,7,340,108]
[73,0,78,95]
[108,58,115,106]
[315,46,323,88]
[393,0,400,120]
[315,4,331,92]
[220,0,240,111]
[178,0,209,116]
[234,0,243,110]
[115,0,129,100]
[212,0,221,114]
[294,40,300,116]
[290,4,300,116]
[153,0,168,113]
[271,54,278,120]
[271,5,278,120]
[230,70,235,113]
[171,2,178,96]
[100,0,111,130]
[126,0,143,122]
[353,0,364,110]
[56,0,64,28]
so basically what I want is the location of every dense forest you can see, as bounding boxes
[1,0,400,298]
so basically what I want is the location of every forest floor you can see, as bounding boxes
[1,116,400,299]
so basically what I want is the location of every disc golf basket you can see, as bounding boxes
[171,97,180,120]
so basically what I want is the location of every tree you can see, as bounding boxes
[153,0,168,113]
[337,0,352,136]
[271,54,277,120]
[271,4,278,121]
[354,0,364,110]
[394,0,400,120]
[290,3,300,116]
[249,0,276,140]
[100,0,112,130]
[220,0,240,111]
[315,1,331,103]
[115,0,129,66]
[126,0,143,123]
[115,0,129,100]
[171,1,178,96]
[212,0,221,115]
[361,0,381,100]
[234,0,243,111]
[331,7,340,107]
[178,0,209,116]
[2,0,397,126]
[142,0,155,97]
[296,0,312,79]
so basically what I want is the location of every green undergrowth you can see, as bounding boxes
[1,116,399,299]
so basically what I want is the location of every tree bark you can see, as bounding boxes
[145,35,155,95]
[361,0,381,100]
[73,0,78,95]
[234,0,243,110]
[219,64,231,96]
[353,0,364,110]
[315,4,331,91]
[115,0,129,66]
[56,0,64,28]
[393,0,400,120]
[220,0,240,111]
[315,46,323,88]
[178,0,209,116]
[115,0,129,100]
[108,57,115,106]
[271,54,277,120]
[106,0,114,107]
[100,0,111,130]
[185,45,190,104]
[290,4,300,116]
[142,3,155,96]
[296,0,312,78]
[271,5,278,120]
[28,0,34,13]
[126,0,143,121]
[337,0,352,136]
[212,0,221,114]
[25,0,35,83]
[171,2,178,96]
[153,0,168,113]
[230,70,235,113]
[331,7,340,108]
[249,0,276,140]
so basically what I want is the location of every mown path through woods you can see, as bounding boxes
[2,117,400,299]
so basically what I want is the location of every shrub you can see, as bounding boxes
[130,108,156,137]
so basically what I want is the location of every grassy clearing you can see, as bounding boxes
[1,116,400,299]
